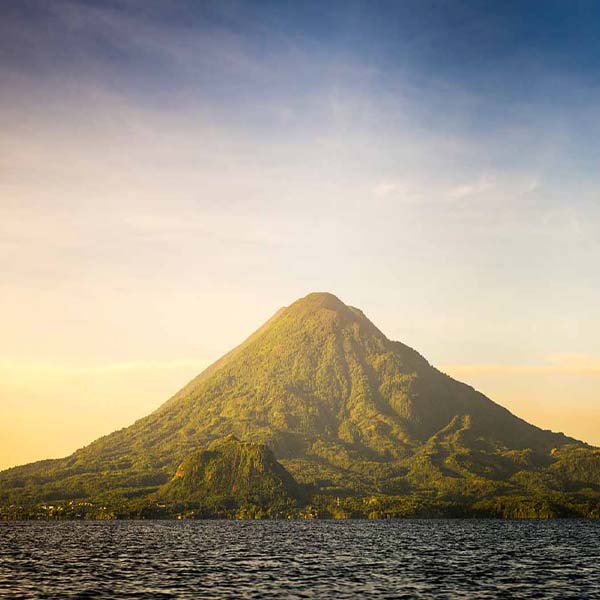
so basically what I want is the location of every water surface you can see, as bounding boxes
[1,520,599,598]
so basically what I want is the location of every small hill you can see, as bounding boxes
[0,292,598,518]
[158,435,303,509]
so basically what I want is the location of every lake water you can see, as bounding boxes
[1,520,599,598]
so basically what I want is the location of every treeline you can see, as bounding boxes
[3,493,599,521]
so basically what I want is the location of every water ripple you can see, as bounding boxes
[0,520,599,599]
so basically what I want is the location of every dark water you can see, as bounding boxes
[1,520,599,599]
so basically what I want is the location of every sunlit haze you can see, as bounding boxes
[1,0,599,469]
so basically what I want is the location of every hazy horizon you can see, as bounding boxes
[2,0,600,469]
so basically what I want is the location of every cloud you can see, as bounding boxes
[371,170,541,209]
[447,172,539,201]
[441,354,600,376]
[449,174,496,200]
[0,358,210,382]
[372,181,423,202]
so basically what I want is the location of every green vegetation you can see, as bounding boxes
[155,435,304,518]
[1,292,599,519]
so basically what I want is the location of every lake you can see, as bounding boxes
[1,520,599,598]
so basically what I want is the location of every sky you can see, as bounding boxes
[1,0,599,469]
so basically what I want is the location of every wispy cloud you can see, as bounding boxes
[371,181,423,203]
[448,172,541,202]
[0,358,210,381]
[449,174,496,200]
[442,354,600,376]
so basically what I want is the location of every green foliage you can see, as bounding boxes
[1,292,598,519]
[159,435,304,509]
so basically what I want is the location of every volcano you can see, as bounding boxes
[1,292,599,518]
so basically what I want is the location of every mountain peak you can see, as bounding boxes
[287,291,348,312]
[282,292,373,328]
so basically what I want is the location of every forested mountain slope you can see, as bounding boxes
[1,293,598,518]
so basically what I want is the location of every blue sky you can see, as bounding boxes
[1,0,599,466]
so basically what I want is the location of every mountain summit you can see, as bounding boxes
[1,292,599,518]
